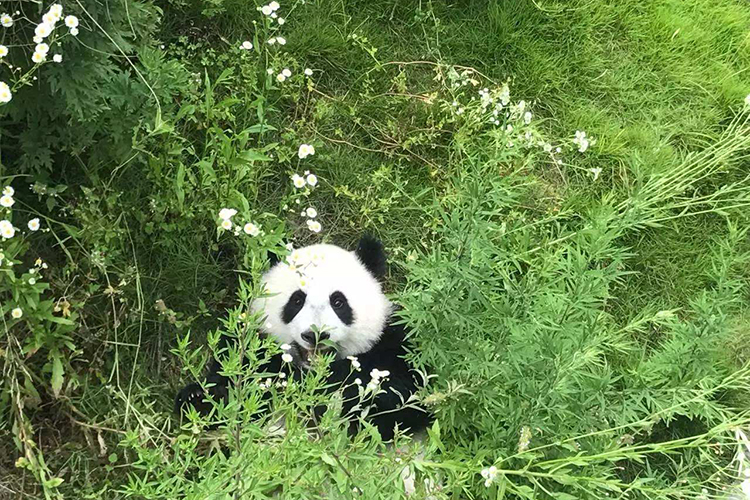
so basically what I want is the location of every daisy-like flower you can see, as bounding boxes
[1,14,13,27]
[221,219,232,230]
[298,144,315,159]
[281,353,293,363]
[35,23,53,38]
[49,4,63,17]
[64,15,78,28]
[306,174,318,187]
[0,194,14,207]
[523,111,532,125]
[292,174,306,188]
[0,45,7,58]
[267,37,276,45]
[241,40,253,50]
[0,82,11,103]
[43,12,57,24]
[276,36,286,45]
[282,68,291,77]
[307,220,322,233]
[280,343,292,351]
[53,54,62,63]
[243,222,260,236]
[277,17,285,25]
[32,51,46,63]
[35,43,50,55]
[305,207,317,218]
[11,307,22,319]
[28,278,36,285]
[573,130,591,153]
[69,27,78,36]
[33,36,43,43]
[3,186,12,196]
[480,466,498,487]
[269,1,280,10]
[218,208,237,220]
[270,12,277,19]
[304,68,313,76]
[27,218,40,231]
[0,220,14,239]
[347,355,361,370]
[261,4,273,15]
[276,73,286,82]
[267,68,274,75]
[589,167,602,181]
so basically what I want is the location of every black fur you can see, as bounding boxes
[329,291,353,325]
[354,234,387,281]
[281,290,306,324]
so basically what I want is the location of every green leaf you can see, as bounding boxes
[320,453,337,467]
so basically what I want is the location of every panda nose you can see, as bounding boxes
[301,330,329,345]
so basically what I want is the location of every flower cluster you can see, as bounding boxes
[346,355,361,370]
[280,342,293,363]
[283,246,325,288]
[276,67,291,82]
[573,130,594,153]
[217,208,261,237]
[517,426,532,452]
[1,185,42,239]
[259,1,283,23]
[480,465,498,487]
[366,368,390,392]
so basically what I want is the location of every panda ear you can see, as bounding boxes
[268,251,280,268]
[354,234,387,280]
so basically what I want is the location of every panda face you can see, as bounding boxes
[251,243,392,359]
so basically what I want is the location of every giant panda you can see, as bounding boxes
[175,235,431,440]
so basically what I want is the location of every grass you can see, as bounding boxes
[3,0,750,497]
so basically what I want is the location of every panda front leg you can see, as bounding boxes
[174,360,230,417]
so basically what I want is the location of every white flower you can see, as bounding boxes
[32,51,46,63]
[280,343,292,351]
[276,36,286,45]
[70,27,78,36]
[305,207,317,218]
[281,353,293,363]
[1,14,13,27]
[11,307,22,319]
[0,82,11,103]
[64,15,78,28]
[0,45,7,58]
[0,195,13,207]
[269,1,280,10]
[589,167,602,181]
[218,208,237,220]
[35,43,50,55]
[33,36,43,44]
[0,220,14,239]
[28,278,36,285]
[53,54,62,63]
[277,17,285,25]
[298,144,315,159]
[304,68,313,76]
[221,219,232,230]
[49,4,63,17]
[241,41,253,50]
[276,73,286,82]
[243,222,260,236]
[307,220,321,233]
[267,68,274,75]
[354,378,362,385]
[35,23,53,38]
[271,12,277,18]
[282,68,291,77]
[347,356,361,370]
[523,111,532,124]
[573,130,591,153]
[43,13,57,24]
[27,218,40,231]
[306,174,317,187]
[480,466,498,487]
[292,174,306,188]
[261,4,273,15]
[2,186,13,196]
[267,37,276,45]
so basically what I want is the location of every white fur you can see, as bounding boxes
[251,243,392,357]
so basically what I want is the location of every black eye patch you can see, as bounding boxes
[282,290,306,324]
[329,291,353,326]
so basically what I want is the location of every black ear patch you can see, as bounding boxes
[354,234,387,280]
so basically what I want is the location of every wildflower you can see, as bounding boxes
[32,51,46,63]
[285,242,294,251]
[292,174,306,188]
[43,12,57,24]
[64,15,78,28]
[33,36,43,43]
[267,68,274,75]
[1,14,13,27]
[573,130,591,153]
[347,355,361,370]
[70,27,78,36]
[281,353,293,363]
[307,220,321,233]
[221,219,232,230]
[267,37,276,45]
[304,68,313,76]
[35,23,53,38]
[366,381,378,391]
[11,307,22,319]
[298,144,315,159]
[0,45,7,58]
[354,378,362,385]
[218,208,237,220]
[280,343,292,351]
[279,372,286,379]
[27,218,40,231]
[241,41,253,50]
[53,54,62,63]
[282,68,291,77]
[0,82,12,103]
[0,194,13,207]
[271,12,277,19]
[518,426,532,452]
[0,220,14,239]
[277,17,285,25]
[589,167,602,181]
[480,466,498,487]
[35,43,50,55]
[35,258,42,266]
[306,174,318,187]
[276,73,286,82]
[243,222,260,236]
[305,207,317,218]
[276,36,286,45]
[28,278,36,285]
[3,186,12,196]
[523,111,532,125]
[269,1,280,9]
[261,5,273,15]
[49,4,63,17]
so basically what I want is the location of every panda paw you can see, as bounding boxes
[174,382,207,415]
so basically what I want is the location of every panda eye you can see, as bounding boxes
[332,298,344,309]
[293,296,304,306]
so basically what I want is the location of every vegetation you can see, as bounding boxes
[1,0,750,498]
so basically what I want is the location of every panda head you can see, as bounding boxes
[251,235,391,361]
